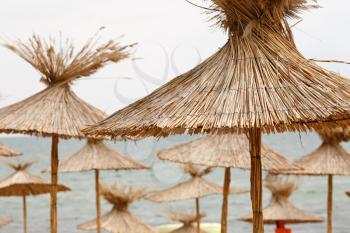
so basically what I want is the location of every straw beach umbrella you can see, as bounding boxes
[241,176,323,232]
[0,143,21,157]
[78,183,155,233]
[147,164,247,233]
[275,132,350,233]
[0,33,130,233]
[346,192,350,197]
[0,161,70,233]
[0,218,12,228]
[158,134,301,233]
[167,211,207,233]
[84,1,350,232]
[44,139,149,233]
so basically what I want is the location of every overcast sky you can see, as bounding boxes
[0,0,349,114]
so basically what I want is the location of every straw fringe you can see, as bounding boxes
[78,183,155,233]
[3,33,131,86]
[318,127,350,143]
[183,164,213,178]
[240,176,323,224]
[209,0,319,35]
[100,183,147,209]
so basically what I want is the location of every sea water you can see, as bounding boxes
[0,132,349,233]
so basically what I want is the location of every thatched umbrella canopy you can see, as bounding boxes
[158,134,301,232]
[43,139,149,233]
[0,33,130,233]
[0,160,70,233]
[241,177,323,227]
[275,132,350,233]
[0,143,21,157]
[78,183,155,233]
[346,191,350,197]
[147,165,247,233]
[0,218,11,228]
[83,1,350,232]
[158,134,300,170]
[168,211,207,233]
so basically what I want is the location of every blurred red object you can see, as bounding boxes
[275,221,291,233]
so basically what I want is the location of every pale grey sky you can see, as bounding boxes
[0,0,349,114]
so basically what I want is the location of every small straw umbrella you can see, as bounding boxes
[0,218,11,228]
[78,183,155,233]
[43,139,149,233]
[0,160,70,233]
[240,176,323,232]
[346,192,350,197]
[167,211,207,233]
[146,164,248,233]
[275,131,350,233]
[158,134,301,233]
[0,33,130,233]
[0,143,22,157]
[83,1,350,233]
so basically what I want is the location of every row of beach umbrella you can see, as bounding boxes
[0,1,350,233]
[0,132,350,233]
[0,142,22,228]
[80,1,350,233]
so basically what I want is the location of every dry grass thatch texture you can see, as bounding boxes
[78,183,155,233]
[83,24,350,138]
[0,143,22,157]
[44,140,149,172]
[169,211,206,225]
[318,127,350,143]
[0,161,70,196]
[78,208,155,233]
[168,211,207,233]
[209,0,318,35]
[0,33,131,139]
[0,86,107,139]
[158,134,301,171]
[0,33,131,233]
[80,2,348,233]
[4,33,130,86]
[183,164,213,178]
[276,139,350,176]
[100,183,147,210]
[240,176,324,224]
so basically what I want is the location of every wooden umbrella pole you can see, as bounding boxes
[23,195,27,233]
[195,197,201,233]
[249,128,264,233]
[221,167,231,233]
[95,169,102,233]
[327,175,333,233]
[50,135,59,233]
